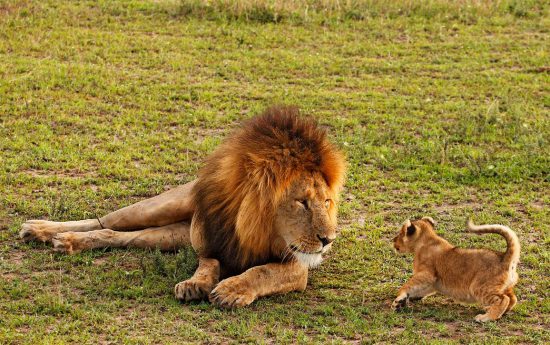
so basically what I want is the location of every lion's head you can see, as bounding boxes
[192,106,346,275]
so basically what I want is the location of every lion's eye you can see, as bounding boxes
[296,199,309,210]
[325,199,331,209]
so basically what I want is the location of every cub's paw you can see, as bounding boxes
[51,233,79,254]
[391,294,409,311]
[20,220,61,243]
[474,313,494,323]
[209,277,256,309]
[175,279,213,302]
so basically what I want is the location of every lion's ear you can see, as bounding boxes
[421,216,435,227]
[406,224,417,236]
[321,148,346,194]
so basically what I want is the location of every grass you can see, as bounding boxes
[1,0,549,343]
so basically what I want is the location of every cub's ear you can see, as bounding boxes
[421,216,435,227]
[406,224,416,236]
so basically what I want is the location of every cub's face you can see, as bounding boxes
[393,217,435,253]
[274,173,338,268]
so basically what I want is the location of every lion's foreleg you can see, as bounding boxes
[51,222,191,254]
[391,272,436,310]
[174,257,220,302]
[209,261,308,308]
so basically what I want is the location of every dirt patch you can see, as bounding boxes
[528,66,550,74]
[0,220,9,231]
[1,272,19,280]
[389,326,406,336]
[529,200,547,211]
[0,0,29,15]
[189,126,229,145]
[24,169,96,179]
[93,256,110,266]
[433,201,483,214]
[1,250,26,280]
[2,250,25,265]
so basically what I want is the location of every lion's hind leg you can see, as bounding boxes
[504,288,517,313]
[21,180,197,244]
[20,219,102,243]
[99,181,196,231]
[174,257,220,302]
[51,222,191,254]
[475,294,510,322]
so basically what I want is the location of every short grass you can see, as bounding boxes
[1,0,549,343]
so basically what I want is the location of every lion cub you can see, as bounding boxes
[391,217,520,322]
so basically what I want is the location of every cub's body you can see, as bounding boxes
[392,217,520,322]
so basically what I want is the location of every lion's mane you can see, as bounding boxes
[192,106,346,274]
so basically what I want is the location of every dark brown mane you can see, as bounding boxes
[191,105,346,275]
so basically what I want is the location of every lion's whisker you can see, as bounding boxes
[281,239,301,263]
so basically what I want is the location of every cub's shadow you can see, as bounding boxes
[389,296,480,322]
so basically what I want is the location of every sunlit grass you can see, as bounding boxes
[0,0,548,343]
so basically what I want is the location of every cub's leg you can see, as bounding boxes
[504,288,517,313]
[475,294,510,322]
[51,222,191,254]
[209,261,308,308]
[392,272,436,310]
[20,180,197,243]
[174,257,220,302]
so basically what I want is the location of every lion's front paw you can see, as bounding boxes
[51,233,79,254]
[175,279,214,302]
[20,220,61,243]
[391,294,409,311]
[209,277,256,308]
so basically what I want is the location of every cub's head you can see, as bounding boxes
[393,217,436,253]
[274,172,339,268]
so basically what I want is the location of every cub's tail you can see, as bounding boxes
[466,219,520,267]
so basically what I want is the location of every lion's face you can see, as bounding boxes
[274,172,338,268]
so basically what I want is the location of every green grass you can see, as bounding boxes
[1,0,549,343]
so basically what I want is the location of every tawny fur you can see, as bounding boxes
[19,105,347,308]
[191,106,346,275]
[392,217,520,322]
[186,106,346,308]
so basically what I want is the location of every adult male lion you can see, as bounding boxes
[20,106,346,308]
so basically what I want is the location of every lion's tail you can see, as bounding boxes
[466,219,520,267]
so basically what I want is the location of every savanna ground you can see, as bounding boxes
[1,0,549,343]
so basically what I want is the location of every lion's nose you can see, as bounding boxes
[317,235,334,247]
